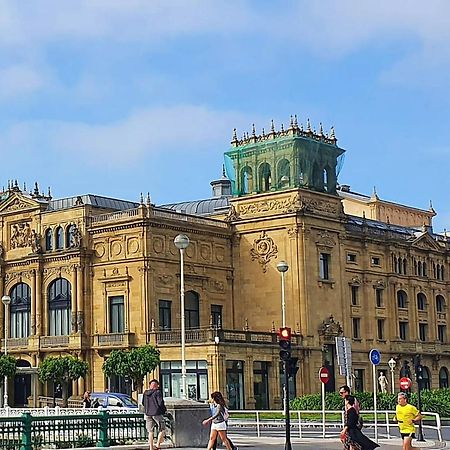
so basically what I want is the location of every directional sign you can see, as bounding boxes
[400,377,412,390]
[335,336,352,376]
[319,366,330,384]
[369,349,381,366]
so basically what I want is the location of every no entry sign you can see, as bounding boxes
[319,366,330,384]
[400,377,412,390]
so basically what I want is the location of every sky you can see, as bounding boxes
[1,0,450,231]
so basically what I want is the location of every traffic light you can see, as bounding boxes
[287,357,299,378]
[278,327,292,361]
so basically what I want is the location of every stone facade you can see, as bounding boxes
[1,125,449,409]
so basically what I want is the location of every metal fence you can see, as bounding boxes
[0,410,148,449]
[227,409,443,442]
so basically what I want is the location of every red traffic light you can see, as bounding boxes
[278,327,292,340]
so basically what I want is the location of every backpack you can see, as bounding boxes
[222,407,229,421]
[356,415,364,430]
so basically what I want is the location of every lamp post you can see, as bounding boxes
[276,260,291,450]
[174,234,190,399]
[2,295,11,408]
[388,358,396,394]
[276,261,289,327]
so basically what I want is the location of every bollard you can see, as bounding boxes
[20,412,32,450]
[96,410,110,448]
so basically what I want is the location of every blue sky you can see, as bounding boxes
[1,1,450,231]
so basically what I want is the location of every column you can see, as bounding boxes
[31,270,37,335]
[76,265,84,333]
[71,266,77,333]
[36,269,42,336]
[245,355,255,409]
[0,271,4,338]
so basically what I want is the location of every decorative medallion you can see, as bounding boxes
[316,230,336,248]
[94,243,106,258]
[250,231,278,273]
[127,237,140,255]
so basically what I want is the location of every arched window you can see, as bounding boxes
[48,278,72,336]
[393,256,398,273]
[403,258,407,275]
[277,159,290,189]
[436,295,445,313]
[9,283,31,338]
[45,229,53,251]
[397,290,407,308]
[185,290,199,329]
[240,166,253,194]
[66,224,76,248]
[423,262,427,277]
[439,367,449,388]
[55,226,64,250]
[417,293,426,311]
[421,366,431,390]
[258,163,271,192]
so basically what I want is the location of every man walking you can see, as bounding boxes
[142,379,166,450]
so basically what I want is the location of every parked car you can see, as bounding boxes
[90,392,138,410]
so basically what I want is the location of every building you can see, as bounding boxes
[0,117,449,409]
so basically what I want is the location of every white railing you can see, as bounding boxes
[227,409,443,442]
[0,406,141,417]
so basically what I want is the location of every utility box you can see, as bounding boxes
[164,398,210,447]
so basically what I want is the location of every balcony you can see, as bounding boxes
[1,337,29,350]
[92,332,135,349]
[154,328,302,346]
[40,335,70,349]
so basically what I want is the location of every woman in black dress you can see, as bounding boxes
[341,395,379,450]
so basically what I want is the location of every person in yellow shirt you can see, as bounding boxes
[394,392,422,450]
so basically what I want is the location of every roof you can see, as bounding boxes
[160,196,230,216]
[48,194,139,212]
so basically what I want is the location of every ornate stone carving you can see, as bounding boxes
[10,222,32,249]
[157,274,173,286]
[287,226,299,239]
[4,198,32,211]
[30,230,42,253]
[318,315,343,338]
[250,231,278,273]
[373,279,385,289]
[209,280,225,293]
[77,312,84,332]
[300,199,339,215]
[316,230,336,247]
[69,225,82,248]
[239,196,297,216]
[350,275,362,285]
[225,204,239,222]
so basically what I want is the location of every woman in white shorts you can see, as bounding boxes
[202,391,232,450]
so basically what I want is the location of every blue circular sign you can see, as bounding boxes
[369,349,381,365]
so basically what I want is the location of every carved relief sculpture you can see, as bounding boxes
[250,231,278,272]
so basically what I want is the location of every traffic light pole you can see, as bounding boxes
[416,378,425,441]
[284,359,292,450]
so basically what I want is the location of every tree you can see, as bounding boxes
[103,345,160,393]
[0,355,16,378]
[38,355,89,407]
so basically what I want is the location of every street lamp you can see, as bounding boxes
[276,260,291,450]
[2,295,11,408]
[388,358,396,394]
[174,234,190,399]
[276,261,289,327]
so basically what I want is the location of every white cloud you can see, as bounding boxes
[0,105,258,167]
[0,65,44,99]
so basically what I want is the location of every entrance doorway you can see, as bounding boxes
[14,360,31,407]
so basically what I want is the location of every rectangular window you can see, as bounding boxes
[438,325,446,343]
[399,321,408,341]
[159,300,172,330]
[347,253,357,263]
[419,323,427,342]
[352,318,360,339]
[376,289,383,307]
[351,286,359,306]
[377,319,384,340]
[211,304,223,328]
[319,253,330,280]
[109,296,125,333]
[371,256,381,266]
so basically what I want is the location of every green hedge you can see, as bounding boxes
[290,388,450,417]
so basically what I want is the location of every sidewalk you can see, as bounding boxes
[86,434,446,449]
